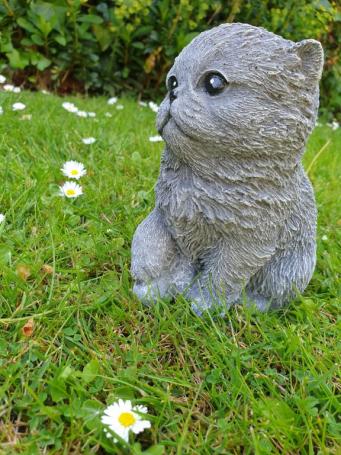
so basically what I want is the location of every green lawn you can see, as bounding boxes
[0,91,340,455]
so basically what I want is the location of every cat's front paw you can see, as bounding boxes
[186,284,218,316]
[187,283,241,316]
[133,282,156,305]
[133,277,174,305]
[245,293,272,312]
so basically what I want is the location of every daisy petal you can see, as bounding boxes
[62,102,78,113]
[148,101,159,113]
[12,102,26,111]
[118,399,132,412]
[149,135,163,142]
[108,96,118,105]
[101,415,115,425]
[103,403,120,416]
[3,84,14,92]
[82,137,96,145]
[131,419,151,434]
[134,405,148,414]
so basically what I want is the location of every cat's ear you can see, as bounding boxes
[291,39,324,82]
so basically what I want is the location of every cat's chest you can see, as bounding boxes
[154,168,210,256]
[155,160,292,236]
[155,164,236,226]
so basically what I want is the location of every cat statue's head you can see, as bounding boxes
[157,23,323,169]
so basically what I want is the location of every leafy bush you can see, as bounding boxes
[0,0,339,118]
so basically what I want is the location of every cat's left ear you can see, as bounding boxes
[291,39,324,82]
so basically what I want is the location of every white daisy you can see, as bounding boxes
[59,181,83,198]
[116,104,124,110]
[12,102,26,111]
[20,114,32,121]
[62,102,78,113]
[82,137,96,145]
[108,96,118,105]
[0,107,3,115]
[101,399,151,443]
[61,161,86,180]
[148,101,159,113]
[87,112,96,117]
[3,84,14,92]
[149,135,163,142]
[0,75,6,84]
[331,121,339,131]
[0,213,5,224]
[76,110,88,117]
[105,112,112,118]
[13,86,21,93]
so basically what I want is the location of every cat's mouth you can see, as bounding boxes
[159,113,195,140]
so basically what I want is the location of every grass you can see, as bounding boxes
[0,90,340,455]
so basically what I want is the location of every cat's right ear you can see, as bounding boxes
[291,39,324,83]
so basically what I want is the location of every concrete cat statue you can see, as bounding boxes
[131,23,323,314]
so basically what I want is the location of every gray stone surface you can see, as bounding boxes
[131,23,323,314]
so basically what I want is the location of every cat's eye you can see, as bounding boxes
[204,73,228,95]
[167,75,178,91]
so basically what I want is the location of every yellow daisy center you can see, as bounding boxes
[66,189,76,196]
[70,169,79,175]
[118,412,136,428]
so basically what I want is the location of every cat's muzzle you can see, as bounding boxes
[156,99,171,135]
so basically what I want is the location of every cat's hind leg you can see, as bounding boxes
[246,234,316,310]
[247,178,317,310]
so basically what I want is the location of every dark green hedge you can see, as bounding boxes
[0,0,340,118]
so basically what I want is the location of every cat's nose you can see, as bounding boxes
[169,89,177,103]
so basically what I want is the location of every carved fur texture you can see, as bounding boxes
[131,23,323,313]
